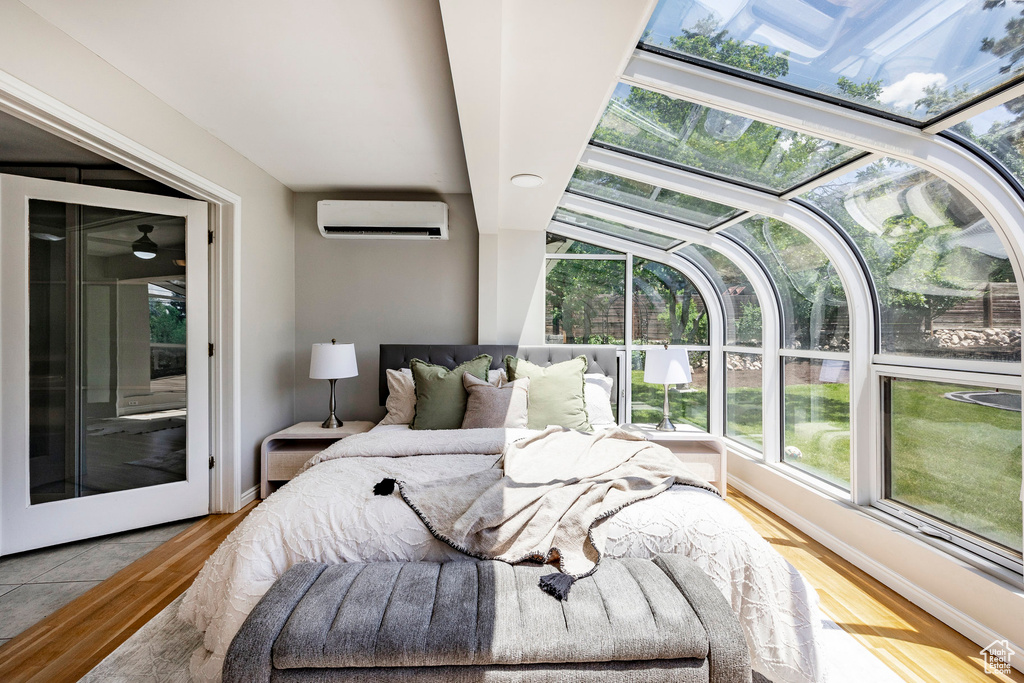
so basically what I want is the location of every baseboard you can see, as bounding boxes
[239,485,259,508]
[729,475,1024,668]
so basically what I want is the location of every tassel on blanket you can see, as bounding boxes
[539,572,575,601]
[373,478,396,496]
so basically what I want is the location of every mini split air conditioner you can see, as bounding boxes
[317,200,448,240]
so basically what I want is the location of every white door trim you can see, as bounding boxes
[0,68,243,513]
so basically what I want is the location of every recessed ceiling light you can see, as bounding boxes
[510,173,544,188]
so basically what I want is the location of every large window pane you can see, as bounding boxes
[725,352,762,450]
[553,207,681,249]
[642,0,1024,123]
[724,217,850,351]
[591,83,863,193]
[545,258,625,344]
[568,166,742,228]
[783,357,851,489]
[29,201,188,504]
[803,160,1020,361]
[683,245,762,346]
[633,259,708,345]
[884,378,1022,552]
[631,349,708,430]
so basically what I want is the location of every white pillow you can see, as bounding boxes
[584,373,616,426]
[379,366,506,425]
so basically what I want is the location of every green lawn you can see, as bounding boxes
[631,373,1022,552]
[889,380,1022,552]
[630,370,708,430]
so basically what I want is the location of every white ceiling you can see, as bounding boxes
[20,0,471,193]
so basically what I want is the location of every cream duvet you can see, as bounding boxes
[180,426,826,683]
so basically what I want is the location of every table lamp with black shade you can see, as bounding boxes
[643,346,692,432]
[310,339,358,429]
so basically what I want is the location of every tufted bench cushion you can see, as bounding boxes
[223,555,752,683]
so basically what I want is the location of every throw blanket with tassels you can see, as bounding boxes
[374,426,720,600]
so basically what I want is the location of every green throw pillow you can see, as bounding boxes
[410,354,492,430]
[504,355,590,431]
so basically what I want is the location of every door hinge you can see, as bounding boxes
[208,230,214,245]
[209,455,215,469]
[209,342,214,357]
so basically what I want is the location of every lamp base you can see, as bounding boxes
[656,383,676,431]
[321,415,343,429]
[655,415,676,431]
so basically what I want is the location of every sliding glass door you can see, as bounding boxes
[1,174,209,554]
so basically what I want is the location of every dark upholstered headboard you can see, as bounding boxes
[378,344,620,407]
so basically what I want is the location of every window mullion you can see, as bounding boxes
[624,252,633,423]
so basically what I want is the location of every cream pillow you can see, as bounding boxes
[461,373,530,429]
[380,367,507,425]
[380,368,416,425]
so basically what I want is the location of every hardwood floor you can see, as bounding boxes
[0,491,1019,682]
[727,488,1024,683]
[0,502,255,683]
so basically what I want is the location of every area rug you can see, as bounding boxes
[80,596,903,683]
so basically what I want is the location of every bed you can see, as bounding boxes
[180,345,826,683]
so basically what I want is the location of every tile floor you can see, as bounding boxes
[0,517,199,644]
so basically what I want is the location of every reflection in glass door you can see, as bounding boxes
[29,200,189,503]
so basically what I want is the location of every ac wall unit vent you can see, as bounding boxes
[317,200,448,240]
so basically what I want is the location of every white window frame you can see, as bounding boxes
[872,364,1023,573]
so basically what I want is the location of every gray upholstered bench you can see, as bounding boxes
[223,555,752,683]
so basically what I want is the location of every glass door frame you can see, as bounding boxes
[0,173,210,554]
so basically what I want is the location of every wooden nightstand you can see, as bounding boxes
[623,423,727,497]
[260,421,374,498]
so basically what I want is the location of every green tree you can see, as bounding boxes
[836,76,883,102]
[150,300,186,344]
[633,259,707,345]
[670,14,790,78]
[914,83,973,117]
[546,258,625,344]
[982,0,1024,73]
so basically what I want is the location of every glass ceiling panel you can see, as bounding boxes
[682,244,762,347]
[724,217,850,352]
[552,206,682,250]
[950,93,1024,186]
[802,159,1021,361]
[546,232,621,255]
[567,166,743,228]
[642,0,1024,123]
[592,83,864,193]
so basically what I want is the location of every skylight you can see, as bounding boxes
[567,166,742,228]
[640,0,1024,124]
[551,207,683,249]
[591,83,865,193]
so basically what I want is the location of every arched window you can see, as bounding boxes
[725,217,853,488]
[804,160,1020,362]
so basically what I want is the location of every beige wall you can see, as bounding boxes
[293,192,478,422]
[478,229,545,345]
[0,0,296,496]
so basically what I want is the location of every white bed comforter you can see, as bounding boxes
[180,426,825,683]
